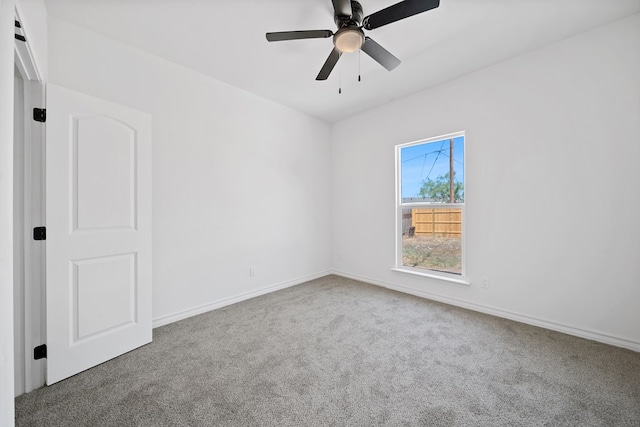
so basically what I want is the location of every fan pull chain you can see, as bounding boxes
[338,60,342,94]
[358,50,361,82]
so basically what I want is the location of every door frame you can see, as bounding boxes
[14,6,46,396]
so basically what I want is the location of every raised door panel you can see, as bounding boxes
[73,116,136,231]
[72,253,136,341]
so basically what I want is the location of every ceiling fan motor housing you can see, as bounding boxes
[334,0,364,27]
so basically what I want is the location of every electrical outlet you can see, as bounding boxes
[481,277,490,289]
[249,267,256,277]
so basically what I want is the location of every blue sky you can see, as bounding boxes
[400,136,464,199]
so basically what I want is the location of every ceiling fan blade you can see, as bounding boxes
[332,0,353,18]
[361,37,401,71]
[316,48,342,80]
[363,0,440,30]
[266,30,333,42]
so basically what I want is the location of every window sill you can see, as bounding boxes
[391,267,470,286]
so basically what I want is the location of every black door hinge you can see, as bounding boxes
[33,226,46,240]
[34,344,47,360]
[15,20,25,41]
[33,108,46,122]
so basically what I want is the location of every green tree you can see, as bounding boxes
[418,172,464,202]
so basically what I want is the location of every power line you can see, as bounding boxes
[401,148,446,163]
[423,140,445,183]
[418,151,429,183]
[440,151,464,166]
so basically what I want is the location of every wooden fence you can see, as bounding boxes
[404,208,462,238]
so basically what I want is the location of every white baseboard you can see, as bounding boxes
[330,270,640,353]
[152,269,640,353]
[152,271,331,328]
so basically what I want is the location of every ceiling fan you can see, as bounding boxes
[266,0,440,81]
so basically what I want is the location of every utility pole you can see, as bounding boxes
[449,138,454,203]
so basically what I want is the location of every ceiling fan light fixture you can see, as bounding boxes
[334,27,364,53]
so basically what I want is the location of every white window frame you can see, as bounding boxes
[393,131,468,285]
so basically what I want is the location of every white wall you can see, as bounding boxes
[1,0,16,422]
[47,17,332,323]
[331,14,640,350]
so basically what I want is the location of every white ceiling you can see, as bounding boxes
[43,0,640,123]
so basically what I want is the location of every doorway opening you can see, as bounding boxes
[13,8,46,396]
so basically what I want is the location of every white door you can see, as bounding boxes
[45,84,152,385]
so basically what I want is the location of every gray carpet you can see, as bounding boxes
[15,275,640,426]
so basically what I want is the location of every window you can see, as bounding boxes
[396,132,465,280]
